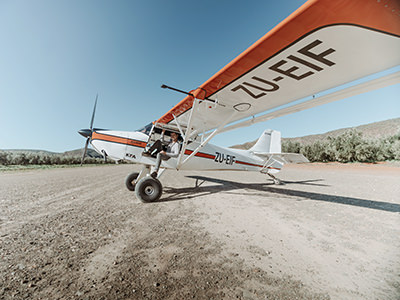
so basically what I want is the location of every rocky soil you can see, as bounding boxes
[1,163,399,299]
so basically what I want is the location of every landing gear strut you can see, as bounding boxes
[125,165,152,192]
[125,165,165,202]
[267,173,282,185]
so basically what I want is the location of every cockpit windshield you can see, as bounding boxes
[137,123,153,135]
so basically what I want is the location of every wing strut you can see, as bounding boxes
[172,114,186,139]
[176,99,237,170]
[176,98,199,168]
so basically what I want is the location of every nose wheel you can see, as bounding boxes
[125,172,139,191]
[125,165,164,202]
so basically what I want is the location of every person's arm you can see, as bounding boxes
[165,142,180,158]
[160,129,166,143]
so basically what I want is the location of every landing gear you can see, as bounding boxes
[267,173,282,185]
[126,165,165,201]
[125,165,151,192]
[135,177,163,203]
[125,172,139,191]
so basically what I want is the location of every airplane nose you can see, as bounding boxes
[78,129,92,138]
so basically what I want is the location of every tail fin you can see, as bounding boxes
[249,129,281,154]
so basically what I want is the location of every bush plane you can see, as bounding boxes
[78,0,400,202]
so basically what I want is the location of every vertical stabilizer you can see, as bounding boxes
[249,130,281,154]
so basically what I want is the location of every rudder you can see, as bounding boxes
[249,130,281,154]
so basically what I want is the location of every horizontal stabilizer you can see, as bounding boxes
[254,152,309,164]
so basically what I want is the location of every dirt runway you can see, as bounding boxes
[1,163,399,299]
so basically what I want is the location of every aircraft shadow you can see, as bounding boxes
[160,175,400,213]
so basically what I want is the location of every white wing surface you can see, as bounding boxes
[156,0,400,135]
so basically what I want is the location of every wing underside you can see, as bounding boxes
[156,0,400,135]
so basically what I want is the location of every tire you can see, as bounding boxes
[135,177,163,203]
[125,172,139,191]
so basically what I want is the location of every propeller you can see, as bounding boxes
[80,137,90,165]
[79,95,98,165]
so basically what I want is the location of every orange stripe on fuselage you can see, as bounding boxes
[185,149,280,170]
[92,132,280,170]
[92,132,147,148]
[184,149,216,160]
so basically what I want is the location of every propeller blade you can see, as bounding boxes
[90,94,98,131]
[81,137,90,166]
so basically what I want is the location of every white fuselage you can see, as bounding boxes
[90,130,282,173]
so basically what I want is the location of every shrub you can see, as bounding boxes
[299,141,327,162]
[0,151,9,165]
[285,130,400,163]
[282,141,301,153]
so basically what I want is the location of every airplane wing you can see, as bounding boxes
[156,0,400,136]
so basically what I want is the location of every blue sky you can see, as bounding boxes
[0,0,399,152]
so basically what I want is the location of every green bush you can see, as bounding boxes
[300,140,333,162]
[282,141,301,153]
[282,130,400,163]
[0,151,112,166]
[0,151,9,165]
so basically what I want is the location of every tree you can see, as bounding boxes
[0,151,9,165]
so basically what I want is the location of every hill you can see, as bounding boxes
[1,148,103,159]
[62,148,103,158]
[232,118,400,150]
[2,149,58,155]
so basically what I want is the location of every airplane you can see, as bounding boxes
[78,0,400,202]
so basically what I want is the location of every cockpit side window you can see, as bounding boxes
[137,123,153,136]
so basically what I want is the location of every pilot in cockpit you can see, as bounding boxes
[143,129,180,178]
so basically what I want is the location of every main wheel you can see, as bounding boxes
[135,177,163,203]
[273,178,282,185]
[125,172,139,191]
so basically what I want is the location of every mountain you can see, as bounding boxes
[1,148,103,158]
[231,118,400,150]
[1,149,59,155]
[63,148,103,158]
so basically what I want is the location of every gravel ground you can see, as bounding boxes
[0,163,399,299]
